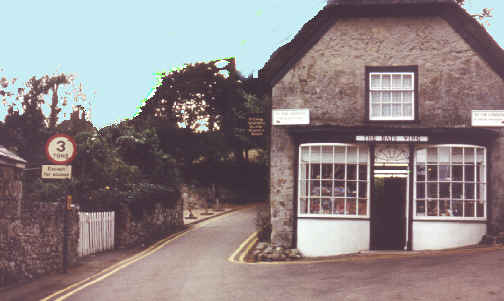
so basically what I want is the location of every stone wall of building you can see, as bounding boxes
[270,16,504,247]
[116,198,184,248]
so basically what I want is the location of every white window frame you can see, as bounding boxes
[413,144,487,221]
[298,143,370,219]
[369,72,415,121]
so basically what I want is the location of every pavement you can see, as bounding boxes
[1,203,504,300]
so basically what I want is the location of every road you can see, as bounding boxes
[14,206,504,300]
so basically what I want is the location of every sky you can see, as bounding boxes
[1,0,503,129]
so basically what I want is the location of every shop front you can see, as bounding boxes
[293,130,493,257]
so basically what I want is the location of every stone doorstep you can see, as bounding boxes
[247,241,504,263]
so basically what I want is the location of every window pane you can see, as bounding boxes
[358,199,367,216]
[465,183,475,199]
[416,165,426,181]
[370,74,380,89]
[477,200,485,217]
[359,165,368,180]
[299,180,308,196]
[334,147,345,163]
[403,74,413,89]
[464,165,474,181]
[427,165,438,181]
[453,200,463,216]
[347,147,359,164]
[310,199,320,214]
[322,164,332,179]
[382,91,391,102]
[427,199,438,216]
[321,181,332,196]
[464,148,475,163]
[403,91,413,103]
[452,147,463,163]
[382,104,391,116]
[416,200,426,216]
[464,201,475,217]
[347,165,357,180]
[392,91,402,102]
[334,164,345,179]
[452,165,463,181]
[438,147,450,163]
[382,74,391,89]
[371,91,381,103]
[371,104,381,117]
[477,148,485,163]
[440,183,450,198]
[478,163,486,183]
[478,183,486,200]
[347,199,357,215]
[321,198,332,214]
[428,183,438,198]
[310,181,322,196]
[439,165,450,181]
[392,104,402,117]
[440,200,451,216]
[427,148,437,163]
[311,164,320,179]
[333,181,345,196]
[416,149,427,163]
[392,74,402,89]
[358,182,367,198]
[359,148,369,163]
[416,183,425,198]
[334,198,345,214]
[403,104,413,117]
[300,198,308,213]
[453,183,463,199]
[346,182,357,197]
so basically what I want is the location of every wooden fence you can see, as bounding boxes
[78,211,115,257]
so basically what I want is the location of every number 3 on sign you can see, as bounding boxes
[45,134,77,165]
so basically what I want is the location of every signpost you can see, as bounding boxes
[43,134,77,273]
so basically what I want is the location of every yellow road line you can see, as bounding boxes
[42,208,243,301]
[228,232,258,263]
[239,236,258,263]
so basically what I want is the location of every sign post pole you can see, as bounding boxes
[44,134,77,273]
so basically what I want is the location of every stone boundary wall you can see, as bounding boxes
[116,198,184,248]
[0,202,79,288]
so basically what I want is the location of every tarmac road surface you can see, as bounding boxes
[4,206,504,301]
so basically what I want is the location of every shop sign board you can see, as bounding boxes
[471,110,504,127]
[248,115,265,136]
[272,109,310,125]
[356,136,429,143]
[41,165,72,179]
[45,134,77,165]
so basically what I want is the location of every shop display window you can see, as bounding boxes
[414,145,486,219]
[299,144,370,217]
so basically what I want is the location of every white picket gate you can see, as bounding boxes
[78,211,115,257]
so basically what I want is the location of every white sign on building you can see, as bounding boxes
[41,165,72,179]
[472,110,504,127]
[272,109,310,125]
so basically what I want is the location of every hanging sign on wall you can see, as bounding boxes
[272,109,310,125]
[356,136,429,143]
[472,110,504,127]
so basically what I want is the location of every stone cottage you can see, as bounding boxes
[259,0,504,256]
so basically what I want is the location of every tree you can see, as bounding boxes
[0,69,91,166]
[137,58,266,169]
[456,0,493,25]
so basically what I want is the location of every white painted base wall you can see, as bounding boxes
[412,221,486,250]
[297,218,370,257]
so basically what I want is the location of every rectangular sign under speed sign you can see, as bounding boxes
[41,165,72,179]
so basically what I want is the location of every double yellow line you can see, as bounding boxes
[228,231,258,263]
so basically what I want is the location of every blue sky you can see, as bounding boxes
[1,0,503,129]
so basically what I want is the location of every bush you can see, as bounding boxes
[255,203,271,242]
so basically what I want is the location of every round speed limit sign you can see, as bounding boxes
[45,134,77,165]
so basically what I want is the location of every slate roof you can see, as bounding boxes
[0,145,27,167]
[259,0,504,86]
